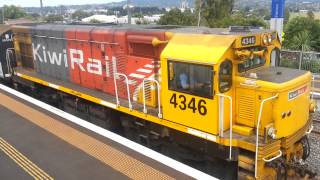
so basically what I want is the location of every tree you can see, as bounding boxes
[213,14,267,28]
[283,17,320,51]
[195,0,235,27]
[72,10,91,21]
[44,15,63,23]
[307,10,315,20]
[284,7,290,24]
[157,9,196,26]
[287,30,314,51]
[3,5,27,19]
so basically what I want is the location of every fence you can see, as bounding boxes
[280,50,320,95]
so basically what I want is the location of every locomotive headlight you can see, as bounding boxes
[267,127,277,139]
[262,35,268,45]
[268,35,272,43]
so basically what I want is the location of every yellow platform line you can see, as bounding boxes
[0,93,174,180]
[0,138,53,180]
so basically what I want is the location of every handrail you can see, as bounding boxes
[254,94,278,178]
[216,93,233,160]
[142,78,162,118]
[114,73,132,110]
[32,35,119,45]
[262,150,282,162]
[6,48,15,77]
[306,125,313,135]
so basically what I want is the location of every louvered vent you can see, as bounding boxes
[238,94,255,125]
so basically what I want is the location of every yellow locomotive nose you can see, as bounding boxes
[236,67,312,139]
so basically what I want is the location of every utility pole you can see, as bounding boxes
[40,0,43,18]
[1,6,4,24]
[197,0,202,27]
[127,0,131,24]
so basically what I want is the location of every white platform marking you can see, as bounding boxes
[0,84,217,180]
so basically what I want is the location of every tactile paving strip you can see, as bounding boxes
[0,93,174,180]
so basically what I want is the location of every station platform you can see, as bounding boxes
[0,86,207,180]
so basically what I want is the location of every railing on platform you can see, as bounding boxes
[142,78,162,118]
[217,93,233,160]
[280,50,320,95]
[254,94,278,178]
[114,73,132,110]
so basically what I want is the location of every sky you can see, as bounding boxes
[0,0,123,7]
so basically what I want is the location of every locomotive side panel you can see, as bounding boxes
[33,25,53,76]
[76,26,96,89]
[90,27,110,91]
[50,25,70,81]
[66,27,81,84]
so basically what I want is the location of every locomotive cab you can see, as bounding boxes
[161,33,236,136]
[161,30,312,141]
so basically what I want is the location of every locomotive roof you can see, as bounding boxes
[12,23,272,36]
[12,24,272,65]
[162,33,236,65]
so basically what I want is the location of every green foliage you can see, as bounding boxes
[136,18,150,25]
[195,0,234,27]
[284,7,290,24]
[157,9,197,26]
[89,18,101,24]
[283,17,320,51]
[133,13,144,18]
[307,11,315,20]
[72,10,92,21]
[211,14,267,28]
[44,15,64,23]
[3,5,27,19]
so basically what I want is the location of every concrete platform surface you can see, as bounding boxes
[0,89,194,180]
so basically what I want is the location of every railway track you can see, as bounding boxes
[312,119,320,135]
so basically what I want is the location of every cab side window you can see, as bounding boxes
[168,61,213,98]
[219,60,233,93]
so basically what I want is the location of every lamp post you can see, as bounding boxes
[127,0,131,24]
[1,6,4,24]
[40,0,43,18]
[197,0,203,27]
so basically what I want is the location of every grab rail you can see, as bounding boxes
[114,73,132,110]
[254,94,278,178]
[262,150,282,162]
[6,48,15,77]
[306,125,313,135]
[217,94,233,160]
[142,78,162,118]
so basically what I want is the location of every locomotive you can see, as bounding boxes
[0,24,316,179]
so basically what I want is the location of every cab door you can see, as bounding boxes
[162,60,217,134]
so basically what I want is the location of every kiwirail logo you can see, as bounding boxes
[32,43,116,77]
[1,34,13,42]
